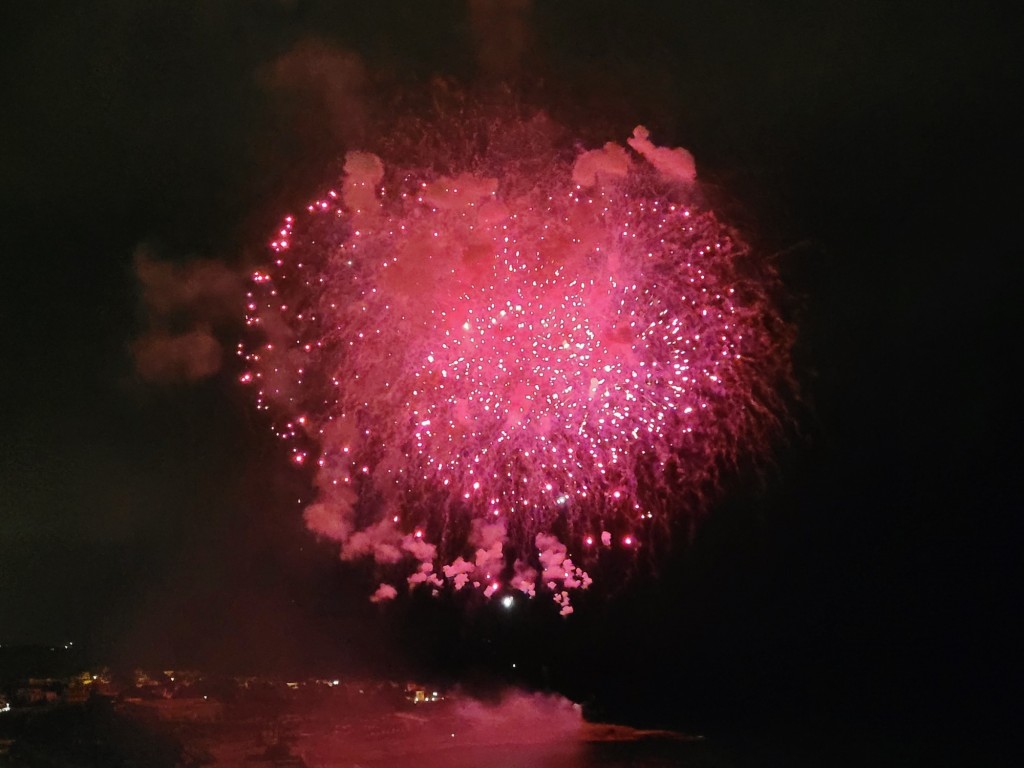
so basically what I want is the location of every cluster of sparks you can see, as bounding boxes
[242,117,789,613]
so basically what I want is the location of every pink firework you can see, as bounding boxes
[243,114,790,613]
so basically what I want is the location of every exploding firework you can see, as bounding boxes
[243,109,791,613]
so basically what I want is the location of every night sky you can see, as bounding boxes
[2,0,1020,747]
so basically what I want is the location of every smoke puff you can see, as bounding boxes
[407,563,443,588]
[443,557,475,577]
[303,497,355,543]
[511,561,538,597]
[475,536,505,579]
[627,125,697,184]
[535,533,567,581]
[474,540,504,579]
[401,535,437,565]
[342,520,403,564]
[442,557,475,592]
[343,151,385,213]
[572,142,630,187]
[370,583,398,603]
[554,590,574,616]
[535,533,591,594]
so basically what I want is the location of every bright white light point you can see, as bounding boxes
[501,595,514,608]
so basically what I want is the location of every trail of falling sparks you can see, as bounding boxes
[243,120,790,614]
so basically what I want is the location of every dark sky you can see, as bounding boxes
[1,0,1020,740]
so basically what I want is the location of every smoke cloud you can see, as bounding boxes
[452,689,582,741]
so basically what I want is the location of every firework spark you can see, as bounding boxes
[243,115,790,612]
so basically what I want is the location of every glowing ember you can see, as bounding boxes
[243,114,790,612]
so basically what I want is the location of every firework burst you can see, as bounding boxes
[243,111,790,613]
